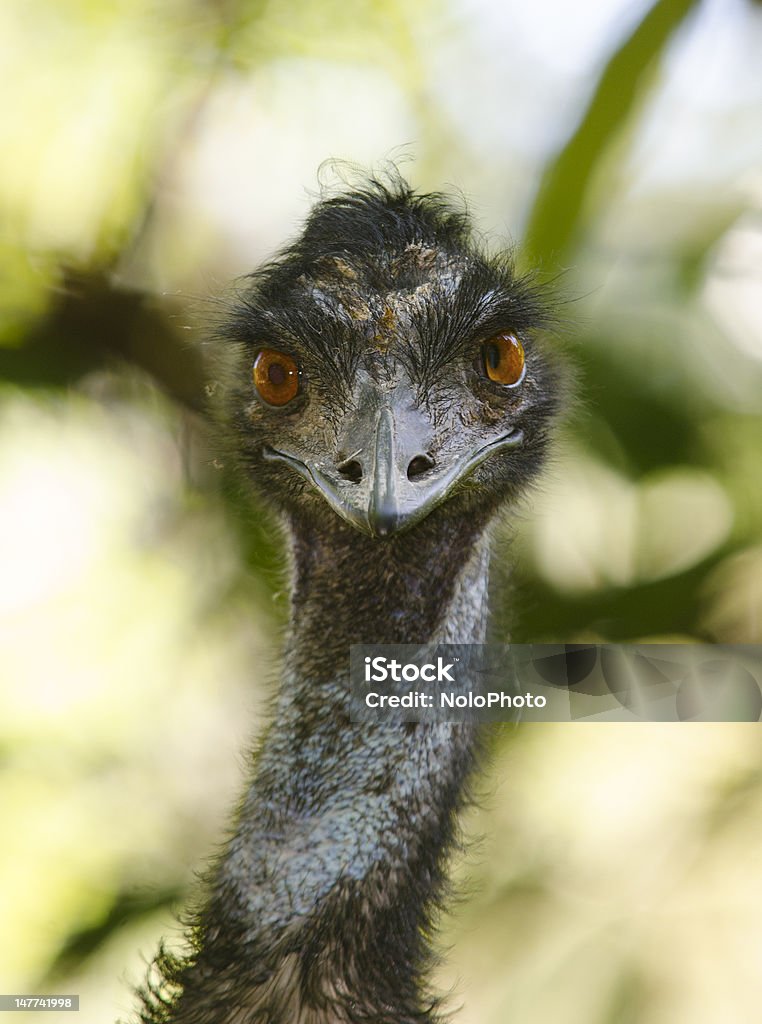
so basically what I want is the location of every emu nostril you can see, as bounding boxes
[407,454,435,480]
[337,459,363,483]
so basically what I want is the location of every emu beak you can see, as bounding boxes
[364,406,419,536]
[264,399,522,538]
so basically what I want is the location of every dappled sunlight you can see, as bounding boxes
[438,725,762,1024]
[531,454,637,592]
[701,545,762,643]
[0,389,273,1006]
[703,213,762,368]
[528,455,732,593]
[635,470,732,582]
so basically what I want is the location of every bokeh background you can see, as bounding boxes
[1,0,761,1021]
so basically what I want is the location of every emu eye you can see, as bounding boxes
[253,349,300,406]
[481,333,525,386]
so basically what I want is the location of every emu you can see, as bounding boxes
[136,177,561,1024]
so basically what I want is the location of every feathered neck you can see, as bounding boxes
[142,510,494,1024]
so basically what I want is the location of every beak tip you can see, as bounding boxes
[367,503,402,538]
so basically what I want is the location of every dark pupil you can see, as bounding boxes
[268,362,287,386]
[486,343,501,371]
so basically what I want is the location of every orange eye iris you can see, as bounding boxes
[481,333,525,386]
[253,349,300,406]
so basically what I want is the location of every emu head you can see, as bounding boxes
[225,180,560,538]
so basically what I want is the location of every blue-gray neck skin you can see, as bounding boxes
[143,510,494,1024]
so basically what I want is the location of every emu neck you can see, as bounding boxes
[169,513,493,1023]
[289,512,493,654]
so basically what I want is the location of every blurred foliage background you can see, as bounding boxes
[1,0,761,1021]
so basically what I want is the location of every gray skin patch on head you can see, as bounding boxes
[316,255,360,282]
[391,241,439,275]
[373,304,397,351]
[301,247,467,355]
